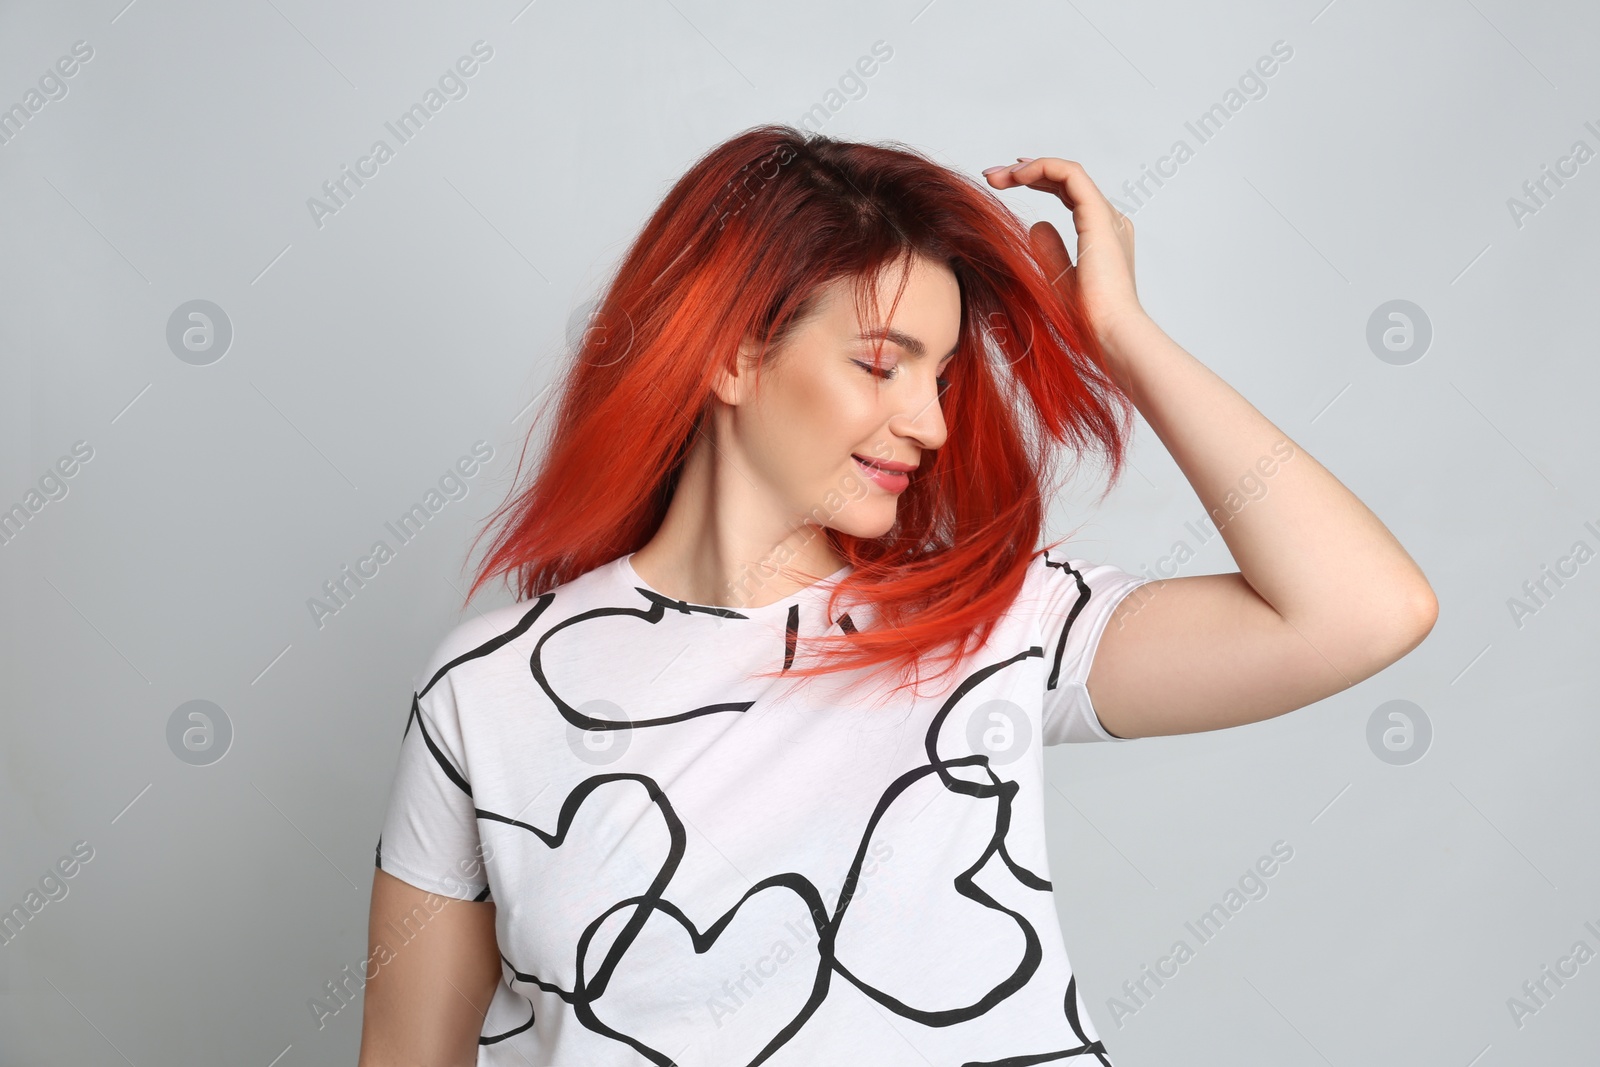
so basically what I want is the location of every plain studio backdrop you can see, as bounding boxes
[2,0,1597,1063]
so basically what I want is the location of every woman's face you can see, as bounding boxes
[716,254,961,540]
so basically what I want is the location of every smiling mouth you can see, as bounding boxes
[851,455,914,493]
[851,454,915,473]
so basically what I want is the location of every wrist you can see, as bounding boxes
[1096,306,1152,350]
[1094,309,1156,388]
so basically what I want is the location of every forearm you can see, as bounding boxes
[1100,313,1437,648]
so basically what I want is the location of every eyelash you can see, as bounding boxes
[852,359,952,393]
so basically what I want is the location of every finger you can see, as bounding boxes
[1028,220,1075,289]
[1024,220,1075,295]
[984,172,1065,198]
[982,159,1052,189]
[1004,158,1120,228]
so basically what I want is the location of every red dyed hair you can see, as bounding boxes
[465,124,1134,700]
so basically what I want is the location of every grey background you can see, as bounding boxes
[2,0,1596,1063]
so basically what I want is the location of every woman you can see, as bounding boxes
[357,126,1437,1066]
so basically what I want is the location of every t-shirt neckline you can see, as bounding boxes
[618,552,852,620]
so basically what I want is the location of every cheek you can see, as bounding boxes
[763,371,871,462]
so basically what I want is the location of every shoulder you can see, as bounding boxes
[411,601,539,698]
[1013,546,1156,634]
[1042,546,1150,587]
[1016,545,1144,598]
[411,558,622,698]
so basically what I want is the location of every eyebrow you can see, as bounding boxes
[857,327,953,369]
[856,327,959,363]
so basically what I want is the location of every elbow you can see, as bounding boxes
[1293,581,1439,683]
[1383,582,1439,660]
[1411,583,1440,637]
[1404,577,1439,638]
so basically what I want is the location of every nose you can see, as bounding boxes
[886,374,949,451]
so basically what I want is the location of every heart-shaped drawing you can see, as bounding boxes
[531,594,799,731]
[921,645,1055,890]
[577,874,832,1067]
[825,758,1045,1025]
[481,772,686,1000]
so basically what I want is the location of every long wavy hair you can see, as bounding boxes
[464,124,1134,700]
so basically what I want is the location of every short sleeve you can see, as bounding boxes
[374,640,491,901]
[1029,549,1154,745]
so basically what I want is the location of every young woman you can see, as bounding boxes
[357,126,1437,1066]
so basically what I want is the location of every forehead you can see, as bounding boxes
[812,256,961,341]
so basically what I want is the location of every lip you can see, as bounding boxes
[852,454,913,492]
[852,453,918,473]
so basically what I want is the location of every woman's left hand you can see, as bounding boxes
[983,156,1148,356]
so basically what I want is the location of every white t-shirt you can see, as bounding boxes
[376,547,1151,1065]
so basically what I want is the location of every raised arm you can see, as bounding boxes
[985,157,1438,740]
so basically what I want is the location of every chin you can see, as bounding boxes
[827,506,898,541]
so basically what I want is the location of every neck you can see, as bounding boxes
[629,433,846,609]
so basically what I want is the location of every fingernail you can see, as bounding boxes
[981,165,1006,175]
[1016,156,1035,163]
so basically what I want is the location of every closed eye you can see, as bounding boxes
[854,359,951,396]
